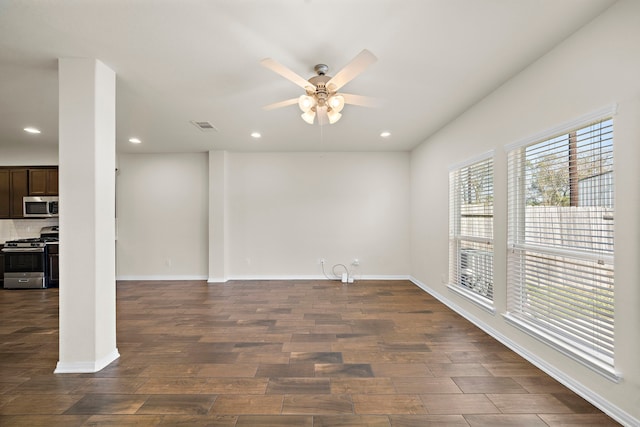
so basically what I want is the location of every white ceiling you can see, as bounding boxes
[0,0,615,154]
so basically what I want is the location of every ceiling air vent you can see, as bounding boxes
[190,120,218,132]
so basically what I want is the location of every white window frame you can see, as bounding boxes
[448,151,495,313]
[504,105,619,382]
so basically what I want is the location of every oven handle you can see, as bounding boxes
[1,247,46,253]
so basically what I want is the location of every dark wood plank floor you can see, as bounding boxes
[0,280,619,426]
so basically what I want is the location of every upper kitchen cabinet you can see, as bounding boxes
[0,168,29,218]
[0,169,9,217]
[29,168,58,196]
[0,166,58,219]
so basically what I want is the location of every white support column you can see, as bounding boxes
[208,150,228,283]
[55,58,119,373]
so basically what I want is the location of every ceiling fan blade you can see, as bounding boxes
[263,98,299,111]
[260,58,313,90]
[341,93,381,108]
[326,49,377,91]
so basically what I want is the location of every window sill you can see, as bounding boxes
[447,284,496,314]
[503,312,621,383]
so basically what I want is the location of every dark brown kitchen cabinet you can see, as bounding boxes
[1,166,58,218]
[47,244,59,287]
[0,168,29,219]
[29,168,58,196]
[0,244,4,286]
[0,170,9,218]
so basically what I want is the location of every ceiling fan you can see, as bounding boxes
[261,49,378,125]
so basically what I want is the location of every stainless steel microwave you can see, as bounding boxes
[23,196,59,218]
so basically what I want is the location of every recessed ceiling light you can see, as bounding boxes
[24,127,41,134]
[251,132,261,139]
[380,131,391,138]
[128,137,142,144]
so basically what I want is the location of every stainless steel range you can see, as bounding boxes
[2,226,59,289]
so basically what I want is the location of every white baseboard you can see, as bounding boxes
[119,274,412,283]
[54,348,120,374]
[409,276,638,427]
[116,275,208,281]
[208,274,412,283]
[225,274,325,281]
[358,275,412,281]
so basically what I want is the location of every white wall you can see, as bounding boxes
[115,151,410,280]
[225,152,411,279]
[116,152,209,279]
[410,0,640,424]
[0,144,58,165]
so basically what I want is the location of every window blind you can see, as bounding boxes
[449,156,494,302]
[507,117,615,375]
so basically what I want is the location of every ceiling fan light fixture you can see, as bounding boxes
[316,106,329,126]
[301,110,316,124]
[328,95,345,113]
[327,109,342,124]
[261,49,377,126]
[298,95,316,113]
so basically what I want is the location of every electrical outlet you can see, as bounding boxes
[318,258,326,265]
[352,258,360,266]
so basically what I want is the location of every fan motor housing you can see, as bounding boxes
[308,75,332,105]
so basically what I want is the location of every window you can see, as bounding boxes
[449,153,494,308]
[506,114,616,380]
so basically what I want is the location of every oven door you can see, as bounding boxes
[2,247,47,289]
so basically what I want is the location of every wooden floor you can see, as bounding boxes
[0,280,619,426]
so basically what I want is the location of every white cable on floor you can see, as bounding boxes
[321,261,351,283]
[332,263,349,281]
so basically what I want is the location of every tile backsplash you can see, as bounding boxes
[0,219,59,243]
